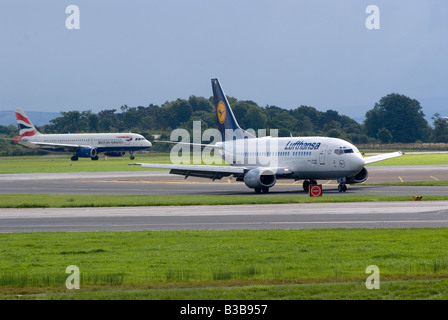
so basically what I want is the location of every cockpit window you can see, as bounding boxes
[334,148,354,155]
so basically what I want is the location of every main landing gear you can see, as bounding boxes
[302,179,317,192]
[130,151,135,160]
[70,155,99,161]
[254,187,270,194]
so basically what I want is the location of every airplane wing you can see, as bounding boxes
[3,138,88,151]
[130,163,245,180]
[130,163,294,180]
[25,141,91,152]
[363,151,402,164]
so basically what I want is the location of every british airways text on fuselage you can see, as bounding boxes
[284,140,321,151]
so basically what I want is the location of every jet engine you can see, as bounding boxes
[346,167,368,184]
[75,147,98,158]
[243,168,276,192]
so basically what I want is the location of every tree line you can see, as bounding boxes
[1,93,446,156]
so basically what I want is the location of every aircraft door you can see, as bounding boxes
[319,145,326,165]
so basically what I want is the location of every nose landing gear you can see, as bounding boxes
[338,183,347,193]
[337,177,348,193]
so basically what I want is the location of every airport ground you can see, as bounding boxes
[0,153,448,301]
[1,166,448,232]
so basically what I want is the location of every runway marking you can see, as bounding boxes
[431,176,440,181]
[399,176,404,183]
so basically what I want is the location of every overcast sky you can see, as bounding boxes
[0,0,447,122]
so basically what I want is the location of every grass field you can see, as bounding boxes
[1,193,448,208]
[1,152,448,174]
[0,153,170,174]
[366,152,448,166]
[0,228,447,299]
[0,153,226,174]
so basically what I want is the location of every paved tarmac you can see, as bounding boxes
[1,201,448,232]
[1,165,448,196]
[1,165,448,232]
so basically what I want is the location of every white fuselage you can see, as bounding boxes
[218,136,365,180]
[19,132,151,153]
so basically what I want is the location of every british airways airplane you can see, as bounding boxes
[13,108,152,160]
[131,79,401,193]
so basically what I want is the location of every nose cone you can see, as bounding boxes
[352,153,365,172]
[146,140,152,148]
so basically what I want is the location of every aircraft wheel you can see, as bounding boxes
[71,156,78,161]
[91,156,99,160]
[262,187,269,193]
[303,180,310,192]
[130,155,135,160]
[254,187,262,194]
[338,183,347,192]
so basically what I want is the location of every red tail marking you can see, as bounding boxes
[20,130,36,138]
[15,113,31,125]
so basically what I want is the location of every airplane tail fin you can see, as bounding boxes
[14,109,40,139]
[211,78,255,141]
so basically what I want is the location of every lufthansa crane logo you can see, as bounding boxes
[217,101,226,124]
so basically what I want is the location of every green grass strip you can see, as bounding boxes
[1,152,448,174]
[1,193,448,208]
[366,153,448,166]
[371,180,448,187]
[0,228,447,299]
[0,153,224,174]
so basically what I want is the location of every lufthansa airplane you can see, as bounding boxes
[131,79,401,193]
[13,108,152,160]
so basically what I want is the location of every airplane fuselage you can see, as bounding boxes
[19,132,151,154]
[218,136,365,180]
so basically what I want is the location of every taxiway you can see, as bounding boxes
[1,165,448,232]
